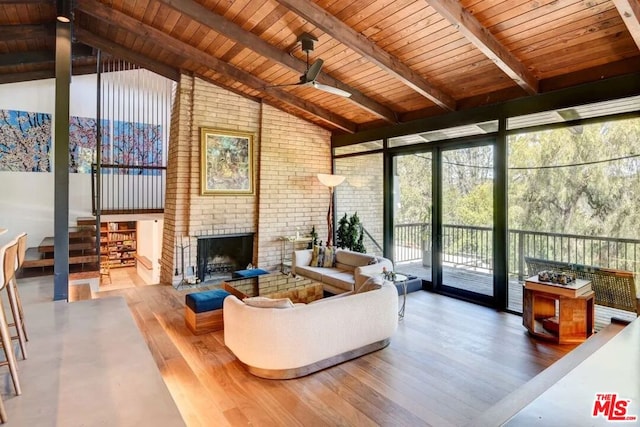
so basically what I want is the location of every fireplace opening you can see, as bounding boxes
[196,233,254,283]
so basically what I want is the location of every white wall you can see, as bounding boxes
[0,71,173,247]
[136,219,163,284]
[0,76,97,246]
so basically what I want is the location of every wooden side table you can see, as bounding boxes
[522,277,594,344]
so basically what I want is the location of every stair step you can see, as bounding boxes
[68,283,93,302]
[69,226,96,237]
[22,249,99,269]
[38,237,97,253]
[76,217,97,226]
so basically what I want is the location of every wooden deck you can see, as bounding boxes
[396,261,637,330]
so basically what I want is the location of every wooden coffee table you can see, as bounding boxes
[522,276,594,344]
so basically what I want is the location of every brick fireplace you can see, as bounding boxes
[196,233,254,283]
[159,75,332,286]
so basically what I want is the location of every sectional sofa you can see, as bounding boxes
[223,279,398,379]
[291,248,394,294]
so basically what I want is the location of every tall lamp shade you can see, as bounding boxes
[317,173,346,188]
[317,173,345,247]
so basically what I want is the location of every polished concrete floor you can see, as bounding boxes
[0,275,185,426]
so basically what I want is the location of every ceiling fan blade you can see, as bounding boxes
[312,81,352,98]
[305,58,324,82]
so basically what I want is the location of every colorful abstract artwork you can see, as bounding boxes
[0,109,51,172]
[113,121,163,175]
[200,127,253,195]
[1,109,164,174]
[69,116,110,173]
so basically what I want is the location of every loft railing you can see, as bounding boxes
[394,223,640,278]
[91,163,166,215]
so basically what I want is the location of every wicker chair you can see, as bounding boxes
[524,257,640,316]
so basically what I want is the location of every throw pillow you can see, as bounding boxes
[243,297,294,309]
[322,246,336,268]
[311,245,336,267]
[310,245,323,267]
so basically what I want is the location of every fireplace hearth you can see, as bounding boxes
[196,233,254,283]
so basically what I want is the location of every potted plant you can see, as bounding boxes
[307,225,318,249]
[336,213,349,249]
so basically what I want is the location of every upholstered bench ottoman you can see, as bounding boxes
[185,289,231,335]
[231,268,269,279]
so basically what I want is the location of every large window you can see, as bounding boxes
[332,94,639,317]
[334,153,384,256]
[507,117,640,323]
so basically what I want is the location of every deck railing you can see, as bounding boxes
[394,223,640,277]
[91,163,166,214]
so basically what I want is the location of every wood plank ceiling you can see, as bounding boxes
[1,0,639,135]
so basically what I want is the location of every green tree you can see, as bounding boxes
[508,118,640,239]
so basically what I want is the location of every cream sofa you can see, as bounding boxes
[292,248,394,294]
[223,280,398,379]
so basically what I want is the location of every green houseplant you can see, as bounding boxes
[335,212,366,253]
[307,225,319,249]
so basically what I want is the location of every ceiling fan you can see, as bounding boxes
[268,33,352,98]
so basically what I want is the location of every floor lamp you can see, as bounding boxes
[317,173,345,247]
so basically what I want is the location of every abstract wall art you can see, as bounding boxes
[0,109,51,172]
[69,116,110,173]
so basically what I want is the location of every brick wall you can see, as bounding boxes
[160,75,331,285]
[257,104,331,269]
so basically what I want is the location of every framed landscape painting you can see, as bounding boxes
[200,127,254,195]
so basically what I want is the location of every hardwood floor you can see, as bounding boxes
[93,271,577,427]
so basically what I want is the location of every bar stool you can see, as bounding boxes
[5,233,27,359]
[10,233,27,342]
[0,239,21,396]
[0,392,6,423]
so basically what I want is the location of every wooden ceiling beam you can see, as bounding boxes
[75,0,356,133]
[0,70,54,84]
[155,0,397,124]
[75,28,181,82]
[425,0,538,95]
[0,61,103,85]
[612,0,640,50]
[0,51,53,67]
[0,0,52,3]
[274,0,456,111]
[0,24,53,42]
[0,44,94,68]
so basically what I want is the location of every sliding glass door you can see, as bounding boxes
[391,139,497,306]
[392,152,433,281]
[440,144,494,299]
